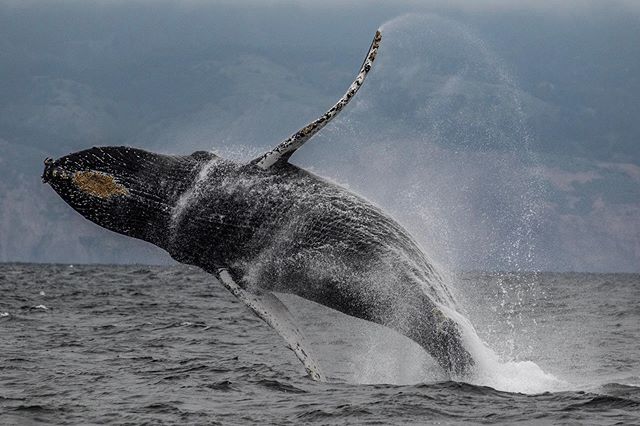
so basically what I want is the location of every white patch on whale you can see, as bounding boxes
[171,157,218,227]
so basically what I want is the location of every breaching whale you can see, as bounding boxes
[42,30,474,380]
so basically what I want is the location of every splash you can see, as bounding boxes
[165,14,556,393]
[446,306,567,394]
[470,353,567,394]
[323,14,557,394]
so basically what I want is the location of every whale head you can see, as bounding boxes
[43,146,216,247]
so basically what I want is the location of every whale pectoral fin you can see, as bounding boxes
[216,268,326,382]
[252,30,382,169]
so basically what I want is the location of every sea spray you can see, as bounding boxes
[320,14,555,392]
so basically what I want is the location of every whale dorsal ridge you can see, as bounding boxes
[253,30,382,170]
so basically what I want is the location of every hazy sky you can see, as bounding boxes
[1,0,638,272]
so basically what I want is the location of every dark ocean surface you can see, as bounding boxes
[1,264,638,425]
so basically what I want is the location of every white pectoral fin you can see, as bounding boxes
[216,269,326,382]
[253,29,382,169]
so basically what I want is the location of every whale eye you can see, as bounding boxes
[72,171,129,199]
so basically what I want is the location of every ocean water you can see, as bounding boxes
[0,264,638,425]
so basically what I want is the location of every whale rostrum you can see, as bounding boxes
[43,29,475,380]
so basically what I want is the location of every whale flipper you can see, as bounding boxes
[254,30,382,169]
[216,269,326,381]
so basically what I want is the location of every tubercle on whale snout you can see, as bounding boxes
[41,157,70,183]
[41,157,53,183]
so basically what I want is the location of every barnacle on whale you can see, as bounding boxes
[72,171,129,198]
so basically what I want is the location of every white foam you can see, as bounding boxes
[0,312,9,317]
[33,304,48,310]
[416,303,566,394]
[469,349,566,394]
[457,318,568,394]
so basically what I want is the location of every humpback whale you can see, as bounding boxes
[42,30,474,380]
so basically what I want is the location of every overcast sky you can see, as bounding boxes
[1,0,638,272]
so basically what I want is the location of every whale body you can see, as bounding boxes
[42,30,475,380]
